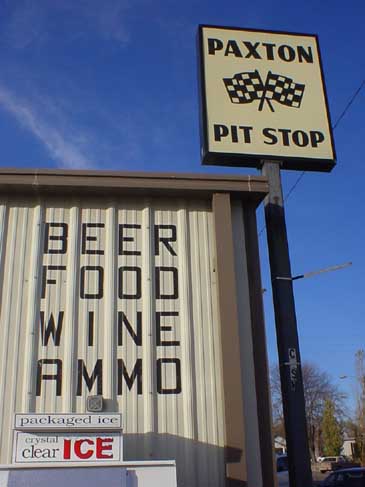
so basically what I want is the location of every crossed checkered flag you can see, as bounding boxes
[223,70,305,112]
[223,70,264,104]
[264,71,305,109]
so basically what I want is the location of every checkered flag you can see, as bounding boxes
[263,71,305,109]
[223,70,264,104]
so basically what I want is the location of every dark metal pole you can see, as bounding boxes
[261,161,313,487]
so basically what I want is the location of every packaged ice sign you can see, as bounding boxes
[198,25,336,171]
[13,432,122,464]
[14,414,122,431]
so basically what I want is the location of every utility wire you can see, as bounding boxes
[332,79,365,130]
[258,78,365,237]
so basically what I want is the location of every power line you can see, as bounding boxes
[258,78,365,237]
[332,79,365,130]
[284,171,306,203]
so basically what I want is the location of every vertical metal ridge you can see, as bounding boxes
[63,204,81,412]
[0,201,9,311]
[142,203,155,433]
[178,201,198,486]
[130,207,136,434]
[206,203,226,486]
[37,206,54,413]
[116,206,125,428]
[104,205,117,409]
[190,209,207,440]
[207,204,225,447]
[0,205,15,459]
[7,207,28,460]
[164,206,179,437]
[154,206,166,435]
[86,206,96,399]
[77,206,90,410]
[22,203,44,412]
[201,209,220,444]
[131,207,139,433]
[177,205,196,440]
[50,206,62,413]
[55,206,66,412]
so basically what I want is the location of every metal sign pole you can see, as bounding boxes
[261,161,313,487]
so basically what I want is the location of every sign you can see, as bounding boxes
[288,348,298,391]
[198,25,336,171]
[14,414,122,431]
[35,220,183,399]
[13,431,123,464]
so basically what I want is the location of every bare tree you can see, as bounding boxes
[271,361,345,461]
[355,349,365,465]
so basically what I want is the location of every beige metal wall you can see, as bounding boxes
[0,194,241,486]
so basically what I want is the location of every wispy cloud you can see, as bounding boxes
[1,2,45,49]
[1,0,133,49]
[0,85,96,169]
[77,0,131,44]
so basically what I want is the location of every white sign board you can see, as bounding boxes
[13,432,123,464]
[198,25,336,171]
[14,414,122,431]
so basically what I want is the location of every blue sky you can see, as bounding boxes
[0,0,364,410]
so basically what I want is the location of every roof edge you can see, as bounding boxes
[0,168,268,206]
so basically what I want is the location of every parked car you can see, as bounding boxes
[276,454,289,472]
[276,454,289,486]
[318,457,360,473]
[321,467,365,486]
[277,470,289,487]
[318,456,346,464]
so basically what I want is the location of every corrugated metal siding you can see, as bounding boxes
[0,195,230,487]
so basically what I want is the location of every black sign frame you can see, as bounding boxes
[198,24,336,172]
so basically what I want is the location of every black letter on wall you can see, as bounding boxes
[119,224,141,255]
[44,223,68,254]
[40,311,64,346]
[41,266,66,298]
[154,225,177,256]
[82,223,104,255]
[155,267,178,299]
[118,267,141,299]
[117,359,142,395]
[157,358,182,394]
[80,266,104,299]
[156,311,180,346]
[36,359,62,396]
[118,311,142,346]
[77,359,103,395]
